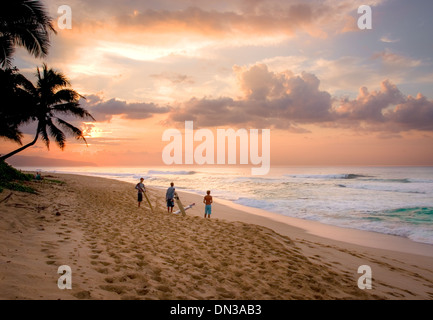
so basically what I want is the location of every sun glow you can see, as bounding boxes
[82,123,111,139]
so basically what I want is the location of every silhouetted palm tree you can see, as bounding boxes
[0,0,56,68]
[0,64,94,161]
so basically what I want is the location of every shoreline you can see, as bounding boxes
[20,167,433,254]
[135,185,433,258]
[26,168,433,256]
[205,195,433,258]
[1,172,433,299]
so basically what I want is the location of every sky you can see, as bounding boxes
[2,0,433,168]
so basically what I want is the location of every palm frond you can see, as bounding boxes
[56,118,88,146]
[47,118,66,150]
[51,89,80,104]
[0,36,14,68]
[0,124,23,145]
[53,103,96,121]
[12,25,46,58]
[0,68,35,132]
[36,63,70,93]
[19,0,56,33]
[39,124,50,150]
[14,71,37,95]
[1,0,56,63]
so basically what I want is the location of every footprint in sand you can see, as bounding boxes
[99,284,127,295]
[95,267,109,274]
[73,291,91,299]
[136,286,149,296]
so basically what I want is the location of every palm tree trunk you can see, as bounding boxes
[0,125,40,162]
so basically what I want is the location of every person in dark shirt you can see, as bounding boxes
[135,178,146,208]
[166,182,175,213]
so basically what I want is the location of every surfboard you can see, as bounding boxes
[136,183,153,212]
[174,192,186,216]
[143,192,154,212]
[173,203,195,215]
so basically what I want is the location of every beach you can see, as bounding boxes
[1,173,433,300]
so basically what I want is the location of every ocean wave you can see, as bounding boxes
[345,222,433,244]
[234,197,277,211]
[228,176,281,184]
[341,184,427,194]
[408,178,433,183]
[231,197,433,245]
[289,210,433,245]
[68,171,160,182]
[87,172,140,179]
[285,173,369,180]
[147,170,196,175]
[381,207,433,218]
[361,178,411,184]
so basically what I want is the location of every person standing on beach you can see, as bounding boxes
[203,190,213,218]
[35,171,43,181]
[135,178,146,208]
[166,182,175,213]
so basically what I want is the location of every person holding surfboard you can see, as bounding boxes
[136,178,154,211]
[135,178,146,208]
[166,182,175,213]
[203,190,213,218]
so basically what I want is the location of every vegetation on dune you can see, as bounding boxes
[0,161,35,194]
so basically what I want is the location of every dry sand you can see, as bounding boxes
[1,173,433,300]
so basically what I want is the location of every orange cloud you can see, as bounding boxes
[59,0,378,43]
[114,5,329,39]
[166,64,433,133]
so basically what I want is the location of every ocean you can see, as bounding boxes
[19,166,433,245]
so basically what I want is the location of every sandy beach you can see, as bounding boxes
[1,173,433,300]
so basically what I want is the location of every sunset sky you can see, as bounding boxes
[2,0,433,168]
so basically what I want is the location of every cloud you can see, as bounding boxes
[150,72,195,85]
[81,95,171,122]
[166,63,433,133]
[113,2,358,40]
[380,36,400,43]
[168,63,334,129]
[372,50,421,68]
[336,80,405,122]
[336,81,433,132]
[85,137,136,146]
[59,0,384,42]
[386,93,433,131]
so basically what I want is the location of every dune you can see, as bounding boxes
[1,173,432,300]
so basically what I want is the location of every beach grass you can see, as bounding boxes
[0,161,36,194]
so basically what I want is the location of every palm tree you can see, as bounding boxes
[0,64,95,162]
[0,0,56,68]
